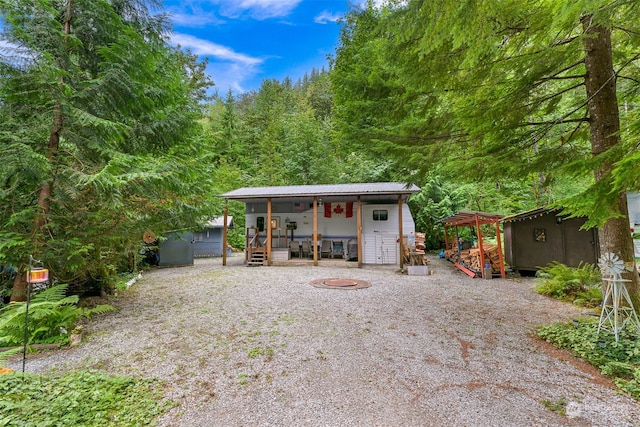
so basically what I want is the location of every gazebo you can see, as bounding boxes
[440,210,506,278]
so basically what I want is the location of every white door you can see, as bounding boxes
[362,233,398,264]
[362,205,399,264]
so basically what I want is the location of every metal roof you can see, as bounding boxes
[220,182,420,202]
[440,210,504,226]
[204,216,234,228]
[500,207,562,223]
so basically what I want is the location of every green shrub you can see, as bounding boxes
[0,284,114,348]
[535,262,602,306]
[538,318,640,399]
[0,370,175,426]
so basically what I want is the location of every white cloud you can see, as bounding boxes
[170,33,262,66]
[170,33,264,94]
[215,0,302,20]
[206,61,257,94]
[169,12,226,27]
[314,11,342,25]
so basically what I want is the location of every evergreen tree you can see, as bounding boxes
[332,0,640,291]
[0,0,214,299]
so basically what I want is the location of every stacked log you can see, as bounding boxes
[404,232,429,265]
[444,244,501,272]
[467,245,501,271]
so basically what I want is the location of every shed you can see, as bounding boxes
[158,232,194,267]
[194,216,234,258]
[440,211,506,278]
[628,192,640,258]
[220,182,420,268]
[501,207,599,275]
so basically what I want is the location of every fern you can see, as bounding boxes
[0,284,114,348]
[535,262,602,306]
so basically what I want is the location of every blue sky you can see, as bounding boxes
[163,0,367,94]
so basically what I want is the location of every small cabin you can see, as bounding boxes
[193,216,234,258]
[502,207,599,275]
[220,182,420,267]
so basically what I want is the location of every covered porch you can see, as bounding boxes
[219,183,420,268]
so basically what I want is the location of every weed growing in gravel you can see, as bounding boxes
[538,318,640,399]
[541,397,567,415]
[0,370,175,426]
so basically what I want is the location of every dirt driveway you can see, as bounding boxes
[14,255,640,426]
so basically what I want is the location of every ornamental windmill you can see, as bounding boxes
[597,252,640,342]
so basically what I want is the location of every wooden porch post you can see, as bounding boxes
[222,201,228,266]
[357,196,362,268]
[398,195,404,269]
[475,213,486,278]
[267,198,272,266]
[313,196,318,266]
[444,225,449,251]
[495,221,506,278]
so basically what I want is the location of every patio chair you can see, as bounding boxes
[331,240,344,258]
[301,240,311,258]
[290,240,301,258]
[320,240,332,258]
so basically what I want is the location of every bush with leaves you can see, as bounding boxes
[538,318,640,399]
[535,262,602,307]
[0,284,113,349]
[0,370,174,426]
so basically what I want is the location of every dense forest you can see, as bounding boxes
[1,0,639,302]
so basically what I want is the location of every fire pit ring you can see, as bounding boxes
[309,278,371,290]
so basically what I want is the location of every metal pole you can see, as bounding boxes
[22,256,34,375]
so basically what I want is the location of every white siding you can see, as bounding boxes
[362,204,415,264]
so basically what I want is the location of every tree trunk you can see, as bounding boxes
[582,16,638,295]
[10,2,70,302]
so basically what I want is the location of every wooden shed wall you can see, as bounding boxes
[504,214,598,272]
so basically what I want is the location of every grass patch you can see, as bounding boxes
[538,318,640,399]
[0,370,175,426]
[541,397,567,415]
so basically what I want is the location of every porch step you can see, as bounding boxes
[247,252,265,266]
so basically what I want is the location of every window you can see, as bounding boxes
[373,209,388,221]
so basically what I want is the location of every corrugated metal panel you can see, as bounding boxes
[205,216,234,228]
[221,182,420,200]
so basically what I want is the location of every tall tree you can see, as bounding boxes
[332,0,639,291]
[0,0,214,299]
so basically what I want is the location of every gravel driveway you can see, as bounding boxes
[13,255,640,426]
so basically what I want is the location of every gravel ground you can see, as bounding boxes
[10,255,640,426]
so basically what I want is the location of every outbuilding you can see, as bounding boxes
[193,216,234,258]
[501,207,599,275]
[220,182,420,268]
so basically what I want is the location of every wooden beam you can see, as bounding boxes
[495,221,506,278]
[475,213,486,278]
[398,195,404,269]
[455,262,477,278]
[313,196,318,266]
[267,198,272,266]
[444,225,450,250]
[357,196,362,268]
[222,202,228,266]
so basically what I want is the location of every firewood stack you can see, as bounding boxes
[467,245,501,271]
[444,244,500,272]
[404,232,429,265]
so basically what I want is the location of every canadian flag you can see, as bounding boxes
[324,202,353,218]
